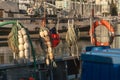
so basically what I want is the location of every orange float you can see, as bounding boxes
[89,19,115,46]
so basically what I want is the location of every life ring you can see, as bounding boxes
[89,19,115,46]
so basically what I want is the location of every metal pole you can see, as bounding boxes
[89,1,94,47]
[90,1,93,29]
[44,0,46,18]
[75,0,76,10]
[65,60,68,80]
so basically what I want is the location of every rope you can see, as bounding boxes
[66,19,79,58]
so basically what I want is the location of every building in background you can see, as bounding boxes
[95,0,118,16]
[0,0,18,2]
[95,0,117,4]
[117,0,120,16]
[0,1,19,19]
[18,0,34,11]
[100,0,110,16]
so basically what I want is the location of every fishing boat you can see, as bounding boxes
[0,0,119,80]
[0,19,80,80]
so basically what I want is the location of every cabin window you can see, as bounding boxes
[0,9,3,21]
[9,56,13,63]
[0,10,3,18]
[8,10,14,17]
[0,54,4,64]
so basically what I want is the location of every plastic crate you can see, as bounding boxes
[80,49,120,80]
[85,46,110,52]
[103,48,120,53]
